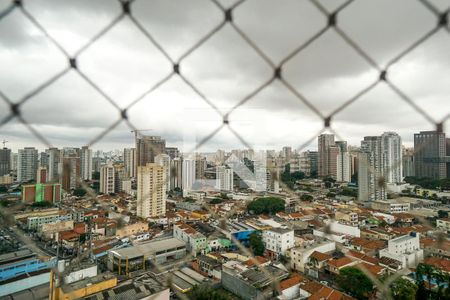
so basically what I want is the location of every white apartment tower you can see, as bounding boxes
[100,163,115,194]
[137,163,166,218]
[80,146,93,181]
[216,165,233,192]
[155,153,171,191]
[336,141,351,182]
[182,158,196,196]
[17,147,39,182]
[381,132,403,183]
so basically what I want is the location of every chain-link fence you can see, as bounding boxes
[0,0,449,299]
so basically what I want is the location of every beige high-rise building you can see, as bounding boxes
[318,134,335,178]
[137,163,166,218]
[100,163,115,194]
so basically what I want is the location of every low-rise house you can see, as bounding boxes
[115,221,149,238]
[326,257,357,275]
[173,222,207,256]
[221,261,289,300]
[262,228,295,259]
[196,255,221,279]
[421,237,450,259]
[423,257,450,274]
[290,240,335,272]
[305,251,332,278]
[436,218,450,234]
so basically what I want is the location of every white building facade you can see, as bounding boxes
[262,228,295,257]
[379,233,423,268]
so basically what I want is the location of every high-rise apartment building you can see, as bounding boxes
[182,158,196,196]
[39,152,49,169]
[318,134,335,177]
[80,146,93,181]
[113,163,127,193]
[17,147,38,182]
[170,157,183,191]
[47,148,61,182]
[136,163,166,218]
[165,147,180,159]
[36,166,47,184]
[123,148,136,178]
[381,132,403,183]
[318,134,346,179]
[336,142,351,182]
[195,155,207,180]
[61,156,81,191]
[414,131,448,179]
[136,135,166,168]
[358,136,386,202]
[282,146,292,161]
[155,154,171,191]
[0,147,11,176]
[100,163,115,194]
[10,152,17,177]
[402,147,415,178]
[216,166,233,192]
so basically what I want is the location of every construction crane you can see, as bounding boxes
[130,129,153,140]
[1,139,8,148]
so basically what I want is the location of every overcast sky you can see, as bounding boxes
[0,0,449,152]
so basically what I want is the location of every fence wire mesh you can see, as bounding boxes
[0,0,449,299]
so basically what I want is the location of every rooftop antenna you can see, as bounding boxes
[1,140,7,148]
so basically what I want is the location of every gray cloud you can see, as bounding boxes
[0,0,449,152]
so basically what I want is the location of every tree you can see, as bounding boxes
[92,171,100,180]
[187,285,230,300]
[300,194,313,201]
[437,210,448,219]
[323,176,336,188]
[351,172,358,184]
[310,170,318,178]
[248,232,265,256]
[390,278,417,300]
[247,197,285,215]
[210,198,223,204]
[0,185,8,193]
[336,267,374,300]
[326,192,336,198]
[73,188,87,197]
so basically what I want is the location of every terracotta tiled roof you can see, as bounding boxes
[424,257,450,273]
[327,257,353,268]
[346,250,379,265]
[244,256,268,267]
[310,251,332,262]
[309,286,354,300]
[279,274,304,290]
[357,262,384,277]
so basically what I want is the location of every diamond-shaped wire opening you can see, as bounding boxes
[19,71,121,147]
[233,0,326,63]
[0,9,67,101]
[332,83,435,146]
[127,76,223,144]
[131,0,223,61]
[338,0,437,67]
[77,17,172,108]
[283,29,379,117]
[23,0,122,56]
[181,24,273,112]
[388,29,450,122]
[228,81,323,150]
